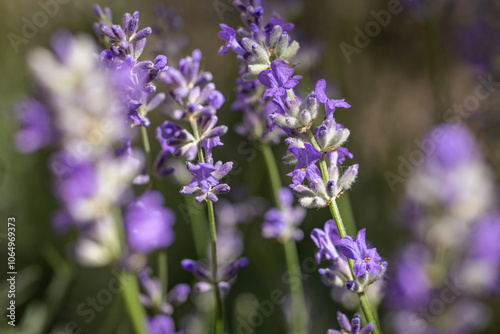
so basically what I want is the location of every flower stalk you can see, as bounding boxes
[262,144,308,334]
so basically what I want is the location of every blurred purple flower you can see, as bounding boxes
[147,314,179,334]
[125,190,175,253]
[15,100,57,153]
[262,187,306,241]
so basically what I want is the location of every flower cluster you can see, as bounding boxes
[386,124,500,334]
[218,0,298,144]
[157,49,232,203]
[312,221,386,292]
[16,32,145,266]
[94,5,168,127]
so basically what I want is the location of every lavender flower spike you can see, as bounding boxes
[339,228,382,277]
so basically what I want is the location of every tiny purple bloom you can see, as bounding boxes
[286,143,322,185]
[311,220,341,264]
[185,162,219,194]
[258,60,301,100]
[315,79,351,118]
[217,24,246,56]
[339,228,382,277]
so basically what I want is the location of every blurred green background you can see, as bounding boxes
[1,0,499,333]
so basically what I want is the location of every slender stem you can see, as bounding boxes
[283,239,308,334]
[112,207,149,334]
[158,250,168,296]
[189,117,224,334]
[306,129,382,333]
[120,271,149,334]
[140,125,154,188]
[208,200,224,334]
[261,145,282,206]
[261,144,308,334]
[185,195,208,258]
[359,292,380,334]
[140,124,168,297]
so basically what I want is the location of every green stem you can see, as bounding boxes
[158,250,168,296]
[359,292,380,334]
[189,117,224,334]
[283,239,308,334]
[120,271,149,334]
[261,145,282,206]
[112,207,148,334]
[208,200,224,334]
[140,125,154,188]
[306,131,382,333]
[261,144,308,334]
[185,195,207,258]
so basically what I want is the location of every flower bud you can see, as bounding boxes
[338,164,359,192]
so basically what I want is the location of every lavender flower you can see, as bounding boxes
[311,220,352,287]
[262,187,306,242]
[315,79,351,118]
[180,160,232,203]
[124,190,176,253]
[217,0,299,145]
[328,312,374,334]
[339,229,383,278]
[258,59,301,100]
[287,145,356,209]
[286,142,322,185]
[218,24,246,56]
[94,6,167,127]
